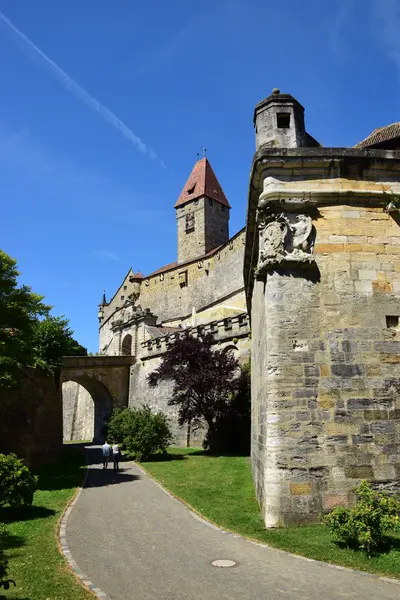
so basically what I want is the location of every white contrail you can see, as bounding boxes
[0,11,158,160]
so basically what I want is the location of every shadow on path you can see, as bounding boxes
[85,467,140,488]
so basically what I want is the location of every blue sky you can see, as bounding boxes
[1,0,400,352]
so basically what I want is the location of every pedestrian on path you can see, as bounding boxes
[102,441,111,469]
[112,442,121,470]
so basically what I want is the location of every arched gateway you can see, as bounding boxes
[61,356,134,442]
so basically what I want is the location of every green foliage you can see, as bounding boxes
[324,480,400,553]
[148,332,240,441]
[0,249,50,387]
[32,315,87,374]
[0,453,38,508]
[204,360,251,455]
[106,406,173,461]
[0,524,9,582]
[0,249,86,387]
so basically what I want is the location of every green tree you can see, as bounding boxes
[148,332,240,445]
[106,406,172,461]
[0,249,86,386]
[32,315,87,373]
[0,250,50,387]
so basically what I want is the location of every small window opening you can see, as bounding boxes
[187,184,196,195]
[208,198,213,206]
[386,315,399,328]
[277,113,290,129]
[121,295,125,301]
[123,285,127,290]
[185,213,195,233]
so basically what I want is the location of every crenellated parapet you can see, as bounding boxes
[140,313,250,359]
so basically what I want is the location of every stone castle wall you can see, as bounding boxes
[130,314,251,446]
[62,381,94,441]
[99,228,246,355]
[252,203,400,525]
[0,368,62,466]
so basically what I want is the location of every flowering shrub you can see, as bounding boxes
[324,480,400,553]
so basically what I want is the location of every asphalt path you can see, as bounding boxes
[66,446,400,600]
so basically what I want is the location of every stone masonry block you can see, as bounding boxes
[358,269,377,280]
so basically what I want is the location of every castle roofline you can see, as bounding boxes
[174,157,231,209]
[355,122,400,149]
[147,226,245,278]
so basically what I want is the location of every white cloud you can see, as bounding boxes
[92,250,122,262]
[0,11,162,163]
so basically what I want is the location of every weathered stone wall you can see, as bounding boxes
[130,314,251,447]
[251,203,400,526]
[0,368,62,466]
[176,198,207,263]
[129,360,198,446]
[203,198,230,254]
[62,381,94,441]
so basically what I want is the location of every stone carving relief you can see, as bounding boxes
[256,211,315,275]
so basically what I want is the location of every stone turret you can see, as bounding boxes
[254,88,319,150]
[98,291,107,322]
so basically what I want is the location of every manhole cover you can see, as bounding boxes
[211,559,237,568]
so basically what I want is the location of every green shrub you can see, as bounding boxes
[0,454,38,508]
[0,524,8,582]
[106,406,173,461]
[324,480,400,553]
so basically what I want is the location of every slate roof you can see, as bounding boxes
[355,122,400,148]
[174,157,231,209]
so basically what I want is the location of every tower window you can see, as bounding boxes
[185,213,195,233]
[187,184,196,195]
[208,199,213,206]
[277,113,290,129]
[386,315,399,329]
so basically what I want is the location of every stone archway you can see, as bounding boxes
[62,376,114,443]
[121,334,132,356]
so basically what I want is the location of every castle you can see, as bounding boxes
[63,88,400,528]
[63,156,250,444]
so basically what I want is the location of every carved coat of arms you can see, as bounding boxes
[256,212,315,275]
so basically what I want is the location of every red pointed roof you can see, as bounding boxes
[174,158,231,209]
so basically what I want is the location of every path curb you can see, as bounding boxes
[57,452,110,600]
[137,462,400,588]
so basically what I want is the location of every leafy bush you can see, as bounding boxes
[0,524,8,582]
[324,480,400,553]
[106,406,173,461]
[204,361,251,455]
[0,453,38,508]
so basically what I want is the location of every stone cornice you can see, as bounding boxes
[243,147,400,317]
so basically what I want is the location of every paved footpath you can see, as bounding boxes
[67,447,399,600]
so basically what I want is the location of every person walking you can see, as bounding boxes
[112,442,121,471]
[102,441,111,469]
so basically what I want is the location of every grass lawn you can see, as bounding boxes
[1,447,93,600]
[141,448,400,580]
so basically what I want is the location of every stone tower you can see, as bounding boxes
[245,89,400,527]
[175,157,231,263]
